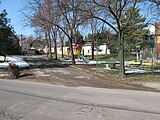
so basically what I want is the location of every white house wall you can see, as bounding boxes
[82,45,110,55]
[21,40,30,52]
[149,25,155,35]
[57,47,69,55]
[51,44,110,56]
[82,45,92,55]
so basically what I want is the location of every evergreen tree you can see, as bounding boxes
[0,10,19,55]
[85,30,118,53]
[123,7,148,51]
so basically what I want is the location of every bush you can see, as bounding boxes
[8,63,20,79]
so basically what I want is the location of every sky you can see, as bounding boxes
[0,0,34,37]
[0,0,157,38]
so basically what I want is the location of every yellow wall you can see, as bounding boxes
[73,48,81,55]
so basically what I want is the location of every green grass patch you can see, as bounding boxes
[0,69,7,72]
[85,53,136,62]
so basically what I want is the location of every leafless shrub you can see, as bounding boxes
[8,63,20,79]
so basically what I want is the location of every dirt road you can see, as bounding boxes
[20,55,157,91]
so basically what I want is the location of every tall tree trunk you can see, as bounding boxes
[119,32,125,77]
[54,38,57,59]
[45,31,49,57]
[51,27,58,59]
[105,37,109,55]
[61,40,64,58]
[91,41,94,59]
[70,38,75,64]
[69,30,75,64]
[58,30,64,58]
[48,32,52,58]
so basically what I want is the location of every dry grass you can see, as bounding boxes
[74,64,160,83]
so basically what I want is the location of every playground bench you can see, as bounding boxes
[100,62,120,69]
[128,61,141,66]
[129,61,155,67]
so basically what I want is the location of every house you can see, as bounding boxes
[149,22,160,58]
[155,22,160,58]
[29,40,45,54]
[82,43,110,56]
[20,39,31,54]
[56,43,110,56]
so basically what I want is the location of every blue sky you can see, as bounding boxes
[0,0,156,38]
[0,0,34,36]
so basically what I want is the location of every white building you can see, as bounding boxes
[149,25,155,35]
[82,44,110,56]
[56,43,110,56]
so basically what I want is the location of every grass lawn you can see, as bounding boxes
[85,53,136,61]
[0,69,7,72]
[79,54,160,82]
[74,64,160,82]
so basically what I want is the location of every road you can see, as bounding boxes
[0,79,160,120]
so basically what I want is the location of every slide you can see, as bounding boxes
[79,54,90,64]
[79,54,119,65]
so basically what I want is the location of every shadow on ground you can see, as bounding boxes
[23,57,69,69]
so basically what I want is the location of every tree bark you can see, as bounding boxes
[69,30,75,64]
[118,32,125,77]
[69,37,75,64]
[61,40,64,58]
[48,32,52,58]
[53,38,57,59]
[91,41,94,59]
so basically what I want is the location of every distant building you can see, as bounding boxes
[82,44,110,56]
[56,43,110,56]
[29,40,45,54]
[149,22,160,58]
[155,22,160,58]
[20,39,31,54]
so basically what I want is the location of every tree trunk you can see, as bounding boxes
[91,41,94,59]
[105,37,109,55]
[54,38,57,59]
[69,31,75,64]
[70,39,75,64]
[51,27,58,59]
[45,31,49,57]
[61,40,64,58]
[119,32,125,77]
[48,33,52,58]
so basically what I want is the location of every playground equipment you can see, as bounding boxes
[79,54,90,64]
[79,54,119,69]
[73,45,82,59]
[129,61,155,66]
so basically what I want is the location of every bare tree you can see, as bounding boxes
[81,0,141,77]
[22,0,86,64]
[149,0,160,5]
[58,30,65,58]
[22,0,58,58]
[89,19,103,59]
[54,0,86,64]
[147,0,160,19]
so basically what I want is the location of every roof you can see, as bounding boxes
[74,45,82,49]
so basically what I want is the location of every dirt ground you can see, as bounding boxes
[12,55,157,92]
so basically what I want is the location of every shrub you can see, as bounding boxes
[8,63,20,79]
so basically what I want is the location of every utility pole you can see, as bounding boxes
[19,34,22,55]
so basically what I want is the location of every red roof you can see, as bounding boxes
[74,45,82,49]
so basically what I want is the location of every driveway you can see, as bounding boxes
[19,55,157,91]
